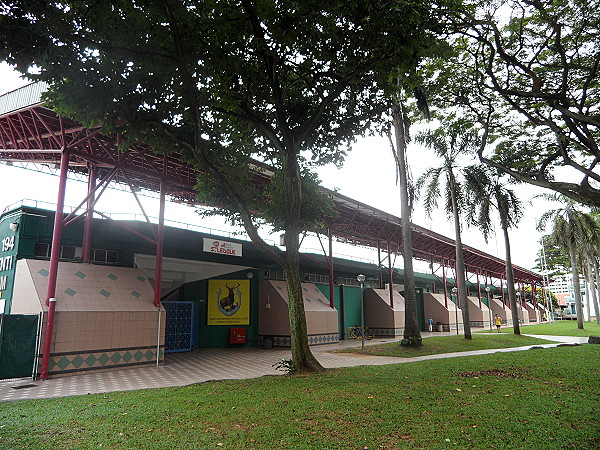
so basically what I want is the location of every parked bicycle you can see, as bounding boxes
[348,325,375,340]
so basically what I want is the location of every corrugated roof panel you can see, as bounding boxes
[0,82,49,116]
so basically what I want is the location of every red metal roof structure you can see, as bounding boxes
[326,190,542,283]
[0,83,543,285]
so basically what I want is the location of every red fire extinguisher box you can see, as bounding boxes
[230,327,247,344]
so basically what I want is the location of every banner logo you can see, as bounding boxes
[207,279,250,325]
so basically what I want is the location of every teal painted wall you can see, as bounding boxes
[316,283,363,340]
[180,269,259,348]
[317,283,429,335]
[418,289,426,331]
[339,286,363,339]
[0,211,20,314]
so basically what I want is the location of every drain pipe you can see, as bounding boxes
[40,150,69,380]
[157,308,161,367]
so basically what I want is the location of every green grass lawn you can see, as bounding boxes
[519,320,600,337]
[1,345,598,449]
[340,334,552,357]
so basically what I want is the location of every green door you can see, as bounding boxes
[416,290,425,331]
[0,314,39,379]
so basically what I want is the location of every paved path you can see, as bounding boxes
[0,333,588,402]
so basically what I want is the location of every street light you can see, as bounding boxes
[452,287,458,335]
[516,291,522,325]
[357,274,366,350]
[485,286,492,331]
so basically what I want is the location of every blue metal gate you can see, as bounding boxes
[162,302,196,353]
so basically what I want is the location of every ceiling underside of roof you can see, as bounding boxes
[0,102,542,284]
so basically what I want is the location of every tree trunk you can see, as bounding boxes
[449,173,471,339]
[584,264,591,322]
[280,142,325,373]
[594,259,600,325]
[392,104,422,346]
[569,245,584,329]
[501,216,520,335]
[282,230,325,373]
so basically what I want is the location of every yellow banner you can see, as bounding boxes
[207,279,250,325]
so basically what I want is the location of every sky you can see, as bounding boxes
[0,62,554,274]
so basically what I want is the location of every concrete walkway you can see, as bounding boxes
[0,333,588,402]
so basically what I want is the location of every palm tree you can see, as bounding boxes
[538,195,600,329]
[593,255,600,325]
[389,84,429,347]
[591,213,600,325]
[416,119,479,339]
[581,223,600,324]
[464,165,523,334]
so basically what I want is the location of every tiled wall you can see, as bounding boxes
[39,310,166,376]
[9,260,167,377]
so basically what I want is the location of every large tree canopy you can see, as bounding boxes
[424,0,600,206]
[0,0,459,371]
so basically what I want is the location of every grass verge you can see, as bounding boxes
[1,345,598,449]
[340,334,552,357]
[517,320,600,337]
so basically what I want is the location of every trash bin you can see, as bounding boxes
[263,337,273,349]
[437,322,443,332]
[427,318,433,332]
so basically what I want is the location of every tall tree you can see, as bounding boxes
[388,84,431,347]
[592,255,600,325]
[581,218,600,324]
[0,1,458,372]
[464,165,524,334]
[465,0,600,206]
[416,118,478,339]
[420,0,600,207]
[538,195,600,329]
[591,213,600,325]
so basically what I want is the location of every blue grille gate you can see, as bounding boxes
[162,301,196,353]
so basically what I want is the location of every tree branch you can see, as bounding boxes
[161,0,285,265]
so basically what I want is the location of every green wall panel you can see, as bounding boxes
[315,283,362,340]
[181,269,259,348]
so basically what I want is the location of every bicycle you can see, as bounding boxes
[348,325,375,340]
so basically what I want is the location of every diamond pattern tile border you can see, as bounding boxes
[259,333,339,348]
[371,328,405,337]
[48,347,164,375]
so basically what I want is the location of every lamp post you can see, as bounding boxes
[357,274,366,350]
[516,291,521,325]
[485,286,492,331]
[452,287,458,335]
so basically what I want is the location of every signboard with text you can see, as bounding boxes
[203,238,242,257]
[0,224,18,314]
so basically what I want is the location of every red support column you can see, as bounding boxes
[442,259,448,309]
[377,243,383,289]
[387,242,393,308]
[40,150,69,380]
[327,227,335,309]
[501,277,506,309]
[81,164,97,264]
[476,271,482,308]
[153,179,166,308]
[484,274,489,306]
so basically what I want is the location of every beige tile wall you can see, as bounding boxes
[42,310,165,355]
